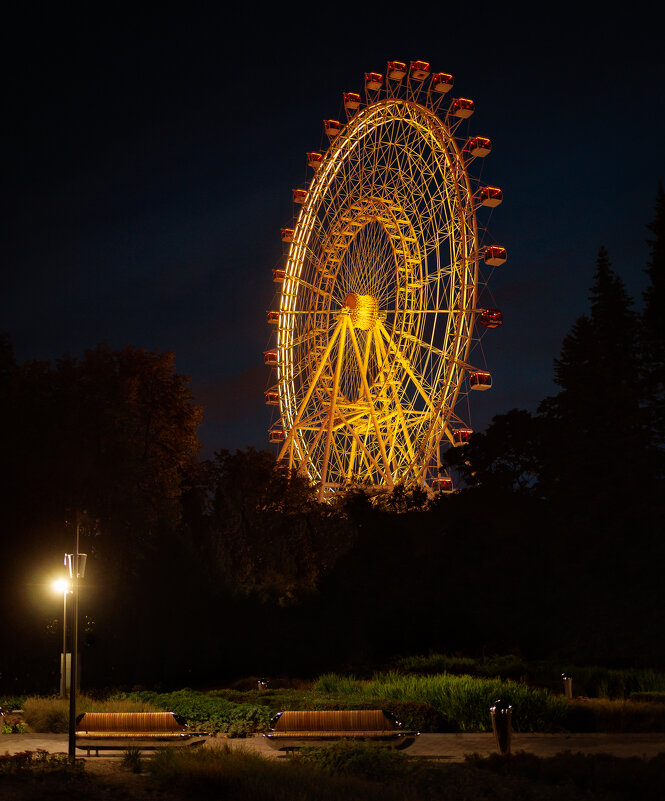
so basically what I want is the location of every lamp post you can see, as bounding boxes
[52,578,71,699]
[66,512,87,761]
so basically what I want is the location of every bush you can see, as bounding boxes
[0,749,82,775]
[149,742,401,801]
[121,689,272,735]
[393,653,530,681]
[295,741,409,782]
[566,667,665,699]
[562,699,665,733]
[0,696,27,711]
[631,692,665,703]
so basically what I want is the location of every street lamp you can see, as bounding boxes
[52,578,71,699]
[66,514,87,761]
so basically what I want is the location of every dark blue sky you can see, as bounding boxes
[5,4,665,456]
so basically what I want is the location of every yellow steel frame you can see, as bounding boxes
[274,95,480,500]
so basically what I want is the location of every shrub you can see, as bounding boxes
[0,696,27,711]
[121,689,272,735]
[631,692,665,703]
[0,749,82,775]
[2,717,28,734]
[121,746,143,773]
[563,699,665,733]
[149,742,401,801]
[295,741,409,782]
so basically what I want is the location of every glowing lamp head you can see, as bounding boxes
[53,578,71,594]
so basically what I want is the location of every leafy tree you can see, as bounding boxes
[0,343,203,691]
[444,408,544,494]
[2,344,202,550]
[206,448,353,605]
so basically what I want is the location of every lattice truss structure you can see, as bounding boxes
[265,61,506,501]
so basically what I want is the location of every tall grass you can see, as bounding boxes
[22,694,160,733]
[313,671,568,732]
[392,653,665,699]
[565,666,665,699]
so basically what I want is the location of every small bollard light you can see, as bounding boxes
[490,698,512,755]
[562,673,573,699]
[257,678,269,691]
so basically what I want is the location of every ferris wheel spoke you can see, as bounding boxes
[376,319,437,414]
[345,317,394,487]
[318,315,348,499]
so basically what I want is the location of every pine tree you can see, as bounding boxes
[640,182,665,454]
[539,247,649,502]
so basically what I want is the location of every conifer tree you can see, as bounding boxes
[539,247,648,502]
[640,182,665,456]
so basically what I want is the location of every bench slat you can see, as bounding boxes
[272,710,395,732]
[76,712,185,733]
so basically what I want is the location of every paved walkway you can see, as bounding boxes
[3,732,665,762]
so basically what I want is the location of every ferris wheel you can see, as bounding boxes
[265,60,506,501]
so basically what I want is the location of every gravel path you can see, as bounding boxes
[3,732,665,762]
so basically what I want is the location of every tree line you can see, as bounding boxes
[0,185,663,694]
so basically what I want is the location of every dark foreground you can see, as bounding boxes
[2,735,665,801]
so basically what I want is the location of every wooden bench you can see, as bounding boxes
[263,710,418,751]
[75,712,209,756]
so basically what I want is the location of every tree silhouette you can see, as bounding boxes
[640,182,665,462]
[538,246,650,504]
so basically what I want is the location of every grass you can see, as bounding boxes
[147,743,665,801]
[391,653,665,699]
[13,657,665,736]
[306,671,570,732]
[121,745,143,773]
[21,694,161,733]
[1,742,664,800]
[149,741,399,801]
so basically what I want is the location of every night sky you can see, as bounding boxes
[5,4,665,457]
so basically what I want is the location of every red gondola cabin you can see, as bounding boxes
[479,309,503,329]
[343,92,361,111]
[410,60,430,80]
[266,310,279,324]
[484,246,507,266]
[272,268,286,283]
[431,476,453,493]
[281,228,294,243]
[431,72,453,93]
[307,152,324,170]
[451,97,474,118]
[365,72,383,90]
[469,371,492,390]
[466,136,492,157]
[264,349,278,366]
[387,60,407,80]
[265,389,279,406]
[324,119,343,138]
[268,427,284,444]
[479,186,503,208]
[293,188,308,204]
[453,428,474,446]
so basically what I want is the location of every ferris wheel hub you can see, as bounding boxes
[344,292,379,331]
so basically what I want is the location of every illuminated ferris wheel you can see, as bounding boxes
[265,60,506,501]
